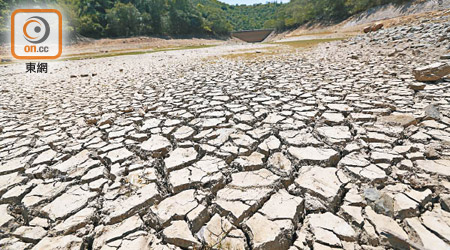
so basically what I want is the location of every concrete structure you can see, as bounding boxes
[231,29,273,43]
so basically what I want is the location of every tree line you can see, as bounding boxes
[0,0,233,37]
[263,0,412,30]
[0,0,412,38]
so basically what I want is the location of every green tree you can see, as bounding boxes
[56,0,81,33]
[78,14,103,37]
[168,0,203,34]
[142,0,167,34]
[105,2,141,37]
[0,0,414,39]
[0,0,10,32]
[197,3,231,35]
[139,12,153,35]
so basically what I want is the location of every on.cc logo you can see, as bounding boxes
[11,9,62,60]
[23,16,51,44]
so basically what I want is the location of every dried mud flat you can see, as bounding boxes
[0,36,229,60]
[1,13,450,250]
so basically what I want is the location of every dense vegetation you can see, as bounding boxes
[204,1,283,31]
[0,0,234,37]
[265,0,412,30]
[0,0,412,38]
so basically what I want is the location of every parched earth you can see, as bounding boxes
[1,14,450,250]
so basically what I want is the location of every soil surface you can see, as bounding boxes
[0,7,450,250]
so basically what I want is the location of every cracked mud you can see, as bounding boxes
[1,14,450,250]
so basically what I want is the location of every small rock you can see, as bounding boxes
[267,152,293,177]
[52,207,96,235]
[413,62,450,82]
[424,104,441,121]
[294,166,344,211]
[424,147,439,160]
[421,209,450,241]
[405,217,449,250]
[32,235,83,250]
[52,150,90,173]
[32,149,57,166]
[244,213,293,250]
[340,205,364,226]
[140,135,171,157]
[307,212,357,241]
[41,186,97,220]
[365,206,409,248]
[162,220,201,249]
[105,148,134,164]
[106,183,160,224]
[149,189,201,228]
[440,54,450,60]
[408,82,426,91]
[259,189,304,222]
[415,159,450,177]
[12,226,47,243]
[371,23,383,32]
[440,194,450,212]
[200,214,247,248]
[316,126,352,144]
[0,204,14,227]
[0,157,28,175]
[93,215,143,249]
[232,152,265,171]
[164,147,198,172]
[288,146,340,167]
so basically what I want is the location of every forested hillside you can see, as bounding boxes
[0,0,413,38]
[195,1,283,31]
[265,0,413,30]
[0,0,234,37]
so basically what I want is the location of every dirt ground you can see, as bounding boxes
[0,1,448,62]
[0,36,238,61]
[274,9,449,42]
[1,1,450,248]
[0,9,449,250]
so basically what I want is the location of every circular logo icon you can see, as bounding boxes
[23,16,50,44]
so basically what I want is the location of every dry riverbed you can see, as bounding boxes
[0,12,450,250]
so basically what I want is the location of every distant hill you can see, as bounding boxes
[194,0,284,31]
[0,0,415,39]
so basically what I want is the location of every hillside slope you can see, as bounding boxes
[344,0,450,27]
[283,0,450,39]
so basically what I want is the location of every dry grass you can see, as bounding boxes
[273,37,345,48]
[220,50,275,60]
[0,44,217,64]
[216,37,345,61]
[217,44,292,60]
[65,44,217,61]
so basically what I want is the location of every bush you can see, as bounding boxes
[105,2,141,37]
[79,15,104,38]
